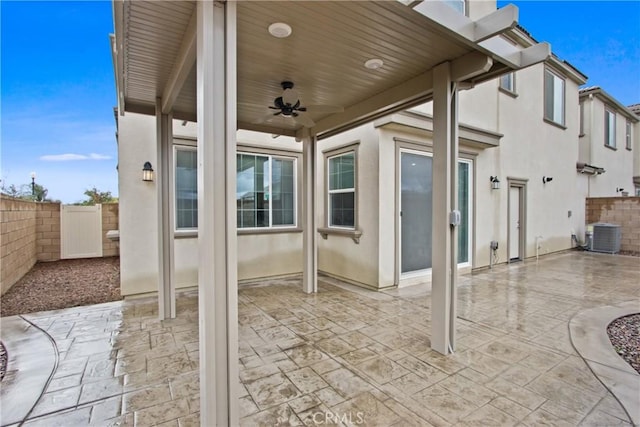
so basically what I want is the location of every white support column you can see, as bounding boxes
[197,1,239,425]
[302,132,318,294]
[156,98,176,320]
[431,62,459,355]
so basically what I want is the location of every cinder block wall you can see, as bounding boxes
[586,197,640,254]
[36,202,61,261]
[1,196,38,294]
[101,203,119,257]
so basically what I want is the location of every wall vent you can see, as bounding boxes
[588,223,621,254]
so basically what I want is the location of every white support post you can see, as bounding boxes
[197,1,239,425]
[156,98,176,320]
[302,132,318,294]
[431,62,459,355]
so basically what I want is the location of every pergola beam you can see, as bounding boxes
[314,50,491,139]
[161,10,197,114]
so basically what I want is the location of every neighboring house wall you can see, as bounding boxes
[0,197,61,294]
[586,197,640,253]
[117,113,304,296]
[579,89,638,197]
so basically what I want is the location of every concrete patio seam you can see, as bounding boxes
[568,303,640,426]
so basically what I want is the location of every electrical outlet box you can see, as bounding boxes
[449,210,461,226]
[490,241,498,250]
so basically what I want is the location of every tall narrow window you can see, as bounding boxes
[175,147,198,230]
[605,108,616,148]
[499,72,515,94]
[458,161,471,264]
[328,151,355,228]
[626,120,632,150]
[236,153,296,229]
[544,69,565,126]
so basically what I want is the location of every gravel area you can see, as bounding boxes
[0,257,121,317]
[608,313,640,374]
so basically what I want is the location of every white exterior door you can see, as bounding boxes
[509,187,521,261]
[60,205,103,259]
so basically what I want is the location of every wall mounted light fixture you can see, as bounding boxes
[616,187,624,193]
[542,176,553,184]
[142,161,154,182]
[490,176,500,190]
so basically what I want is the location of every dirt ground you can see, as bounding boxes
[0,257,121,317]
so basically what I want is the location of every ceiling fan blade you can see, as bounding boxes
[293,112,316,128]
[282,88,299,106]
[304,105,344,114]
[252,112,280,125]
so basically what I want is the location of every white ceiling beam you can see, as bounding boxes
[412,2,517,43]
[311,50,493,139]
[161,10,197,114]
[511,42,552,68]
[451,51,493,82]
[473,5,518,42]
[312,69,435,138]
[411,2,532,69]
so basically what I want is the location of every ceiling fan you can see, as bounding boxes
[254,81,343,128]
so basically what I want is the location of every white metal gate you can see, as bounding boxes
[60,205,103,259]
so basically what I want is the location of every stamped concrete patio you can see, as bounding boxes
[1,251,638,426]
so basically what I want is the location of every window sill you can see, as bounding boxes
[317,227,362,244]
[543,118,567,130]
[238,227,303,235]
[604,144,617,151]
[498,87,518,98]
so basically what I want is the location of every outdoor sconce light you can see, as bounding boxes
[616,187,624,193]
[542,176,553,184]
[490,176,500,190]
[142,161,154,182]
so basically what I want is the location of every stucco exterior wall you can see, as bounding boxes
[586,197,640,253]
[490,63,586,260]
[117,113,305,296]
[317,125,381,289]
[579,96,636,197]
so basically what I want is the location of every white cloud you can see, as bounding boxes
[40,153,112,162]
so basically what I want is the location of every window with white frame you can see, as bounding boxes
[626,120,632,150]
[236,153,296,229]
[499,72,516,94]
[175,147,198,230]
[544,69,565,126]
[605,107,616,148]
[328,151,356,229]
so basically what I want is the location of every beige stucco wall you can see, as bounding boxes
[317,125,381,289]
[579,96,636,197]
[117,113,305,296]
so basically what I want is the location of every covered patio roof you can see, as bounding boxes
[112,0,548,139]
[110,1,551,424]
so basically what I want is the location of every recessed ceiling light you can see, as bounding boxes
[269,23,292,38]
[365,58,384,70]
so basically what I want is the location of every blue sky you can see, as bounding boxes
[1,1,639,203]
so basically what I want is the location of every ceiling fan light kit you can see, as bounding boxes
[268,22,292,38]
